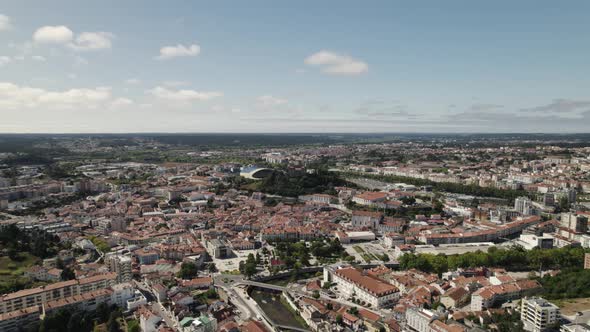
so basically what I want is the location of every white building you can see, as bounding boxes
[405,307,439,332]
[105,254,133,283]
[324,266,398,308]
[515,196,533,215]
[110,283,135,308]
[521,297,559,332]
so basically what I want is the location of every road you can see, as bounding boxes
[133,280,178,330]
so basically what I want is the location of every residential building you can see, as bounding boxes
[0,273,117,314]
[515,197,533,215]
[521,297,559,332]
[105,254,133,283]
[405,307,439,332]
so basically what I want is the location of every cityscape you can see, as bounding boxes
[2,2,590,332]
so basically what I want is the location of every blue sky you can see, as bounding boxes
[1,0,589,133]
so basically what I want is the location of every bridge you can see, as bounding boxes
[237,279,287,292]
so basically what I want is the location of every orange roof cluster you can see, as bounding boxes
[335,267,398,297]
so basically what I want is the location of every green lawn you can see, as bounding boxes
[353,245,365,253]
[0,252,41,282]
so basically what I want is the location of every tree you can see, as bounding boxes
[96,302,110,323]
[178,262,198,279]
[107,311,121,332]
[312,290,320,299]
[243,253,258,277]
[336,314,343,325]
[62,266,76,281]
[127,320,141,332]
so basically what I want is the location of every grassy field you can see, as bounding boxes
[0,252,41,282]
[554,298,590,315]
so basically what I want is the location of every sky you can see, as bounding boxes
[0,0,589,133]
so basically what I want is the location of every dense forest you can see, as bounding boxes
[253,168,349,197]
[539,268,590,300]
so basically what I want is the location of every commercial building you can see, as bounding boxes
[206,239,230,259]
[521,297,559,332]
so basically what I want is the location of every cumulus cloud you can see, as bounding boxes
[257,95,287,106]
[33,26,113,51]
[110,97,134,108]
[0,14,12,31]
[0,82,113,110]
[148,86,222,101]
[33,25,74,44]
[156,44,200,60]
[304,50,368,75]
[68,32,114,50]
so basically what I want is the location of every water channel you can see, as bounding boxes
[249,288,308,329]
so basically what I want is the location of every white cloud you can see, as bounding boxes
[110,97,134,108]
[68,32,114,51]
[33,25,74,44]
[156,44,200,60]
[33,26,113,51]
[304,50,368,75]
[0,56,11,66]
[148,86,222,101]
[125,78,141,85]
[0,82,113,110]
[257,95,287,106]
[0,14,13,31]
[31,55,46,62]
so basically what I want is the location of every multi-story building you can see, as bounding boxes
[405,307,439,332]
[471,279,541,311]
[0,273,117,314]
[105,254,133,283]
[351,210,383,229]
[206,239,229,259]
[521,297,559,332]
[352,191,388,206]
[515,197,533,215]
[324,266,398,308]
[561,213,588,234]
[135,249,160,265]
[0,306,41,332]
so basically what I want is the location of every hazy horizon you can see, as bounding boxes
[1,1,590,133]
